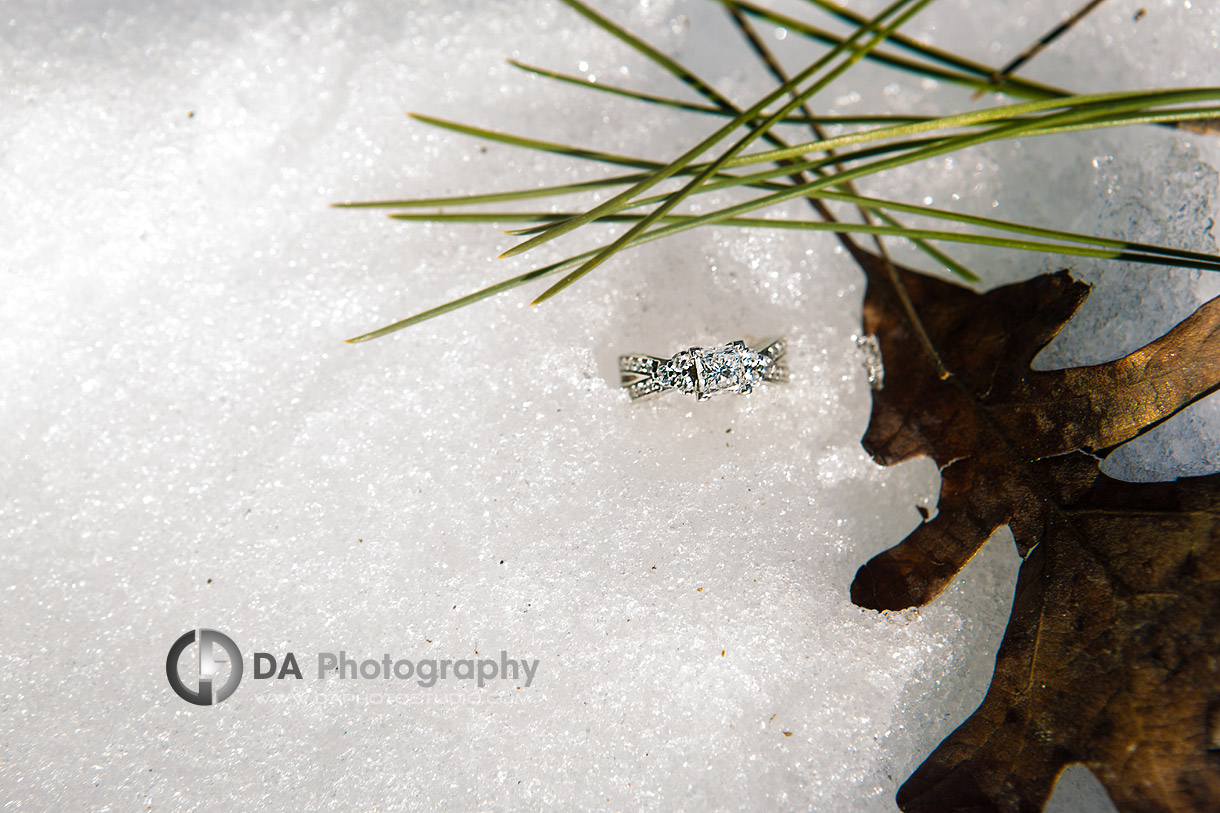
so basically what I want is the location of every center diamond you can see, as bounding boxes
[693,341,774,400]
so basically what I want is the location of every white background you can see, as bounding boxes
[2,0,1218,809]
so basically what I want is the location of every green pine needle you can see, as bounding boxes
[339,0,1220,341]
[718,0,1068,100]
[528,0,940,303]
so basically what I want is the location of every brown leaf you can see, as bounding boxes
[1174,118,1220,136]
[845,244,1220,811]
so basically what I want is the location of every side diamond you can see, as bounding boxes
[655,350,697,394]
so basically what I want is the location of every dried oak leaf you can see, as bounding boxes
[846,244,1220,812]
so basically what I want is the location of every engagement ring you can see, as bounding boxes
[619,338,788,402]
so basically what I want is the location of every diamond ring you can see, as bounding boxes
[619,338,789,402]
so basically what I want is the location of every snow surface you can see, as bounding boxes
[2,0,1218,810]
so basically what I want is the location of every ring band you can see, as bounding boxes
[619,338,788,402]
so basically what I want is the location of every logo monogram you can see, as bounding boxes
[166,629,244,705]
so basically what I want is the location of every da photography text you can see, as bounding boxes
[167,628,539,706]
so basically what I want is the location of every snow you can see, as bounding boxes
[2,0,1217,809]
